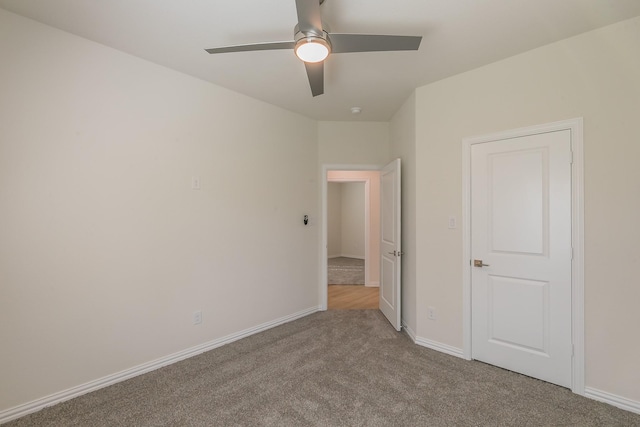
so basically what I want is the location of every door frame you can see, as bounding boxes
[461,118,585,395]
[327,178,371,286]
[320,164,381,311]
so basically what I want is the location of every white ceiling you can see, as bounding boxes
[2,0,640,121]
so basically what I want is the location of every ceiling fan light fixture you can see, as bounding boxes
[294,37,330,63]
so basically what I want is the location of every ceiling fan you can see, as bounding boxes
[205,0,422,97]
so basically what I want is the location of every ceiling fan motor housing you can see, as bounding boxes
[294,25,332,63]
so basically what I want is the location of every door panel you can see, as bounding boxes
[488,275,549,354]
[380,159,401,330]
[381,257,395,306]
[471,130,572,388]
[490,149,546,255]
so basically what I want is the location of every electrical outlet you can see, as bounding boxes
[193,310,202,325]
[427,306,437,320]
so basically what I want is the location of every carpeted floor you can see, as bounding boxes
[328,257,365,285]
[7,310,640,426]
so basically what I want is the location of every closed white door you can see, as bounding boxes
[471,130,572,387]
[380,159,401,331]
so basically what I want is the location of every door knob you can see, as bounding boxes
[473,259,490,267]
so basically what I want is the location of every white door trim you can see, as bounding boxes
[320,164,382,310]
[461,118,584,395]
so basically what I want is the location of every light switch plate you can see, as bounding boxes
[448,216,457,229]
[193,310,202,325]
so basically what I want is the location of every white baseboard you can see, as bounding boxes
[0,306,321,425]
[404,333,640,416]
[401,320,417,342]
[400,325,464,360]
[339,253,365,260]
[415,336,465,359]
[585,387,640,415]
[365,281,379,288]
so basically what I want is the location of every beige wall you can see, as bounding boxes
[318,121,390,166]
[326,182,366,260]
[327,183,343,257]
[0,9,319,412]
[340,183,366,259]
[413,17,640,401]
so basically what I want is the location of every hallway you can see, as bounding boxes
[328,285,378,310]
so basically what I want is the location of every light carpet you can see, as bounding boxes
[7,310,640,426]
[328,257,365,285]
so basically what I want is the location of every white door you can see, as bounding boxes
[380,159,401,330]
[471,130,572,387]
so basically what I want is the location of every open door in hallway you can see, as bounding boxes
[380,159,402,330]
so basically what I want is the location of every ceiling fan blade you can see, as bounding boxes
[329,34,422,53]
[304,61,324,97]
[295,0,323,35]
[205,41,295,54]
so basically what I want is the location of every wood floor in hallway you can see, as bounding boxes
[328,285,379,310]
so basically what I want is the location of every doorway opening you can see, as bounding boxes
[327,181,377,309]
[320,167,381,310]
[320,160,402,330]
[326,171,380,310]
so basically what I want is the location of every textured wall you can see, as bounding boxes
[0,9,319,412]
[413,16,640,402]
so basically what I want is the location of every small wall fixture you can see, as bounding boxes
[303,215,309,225]
[350,107,362,114]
